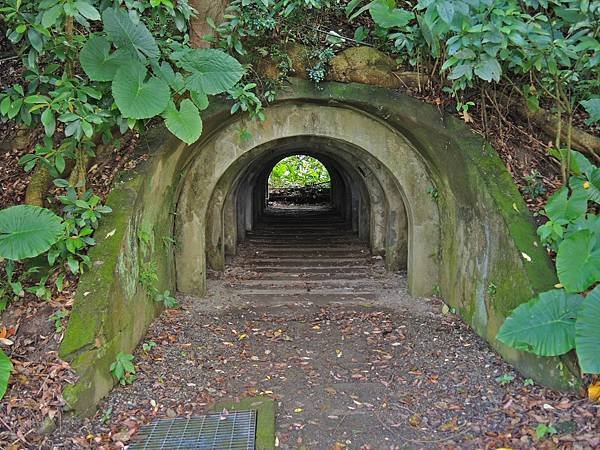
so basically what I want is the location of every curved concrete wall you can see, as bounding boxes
[176,104,437,296]
[60,79,576,415]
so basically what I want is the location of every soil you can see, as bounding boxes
[44,282,600,449]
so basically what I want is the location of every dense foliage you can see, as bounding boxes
[268,155,331,188]
[213,0,599,175]
[0,0,249,399]
[498,151,600,374]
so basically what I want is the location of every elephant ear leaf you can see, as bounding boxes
[111,62,170,119]
[497,289,583,356]
[80,36,129,82]
[0,349,12,400]
[102,8,159,60]
[173,48,245,95]
[575,285,600,374]
[0,205,64,260]
[163,99,203,145]
[556,229,600,293]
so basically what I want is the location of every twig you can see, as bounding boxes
[305,25,377,48]
[0,54,19,63]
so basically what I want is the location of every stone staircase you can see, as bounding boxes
[223,207,387,304]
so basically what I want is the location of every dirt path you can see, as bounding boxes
[46,275,599,449]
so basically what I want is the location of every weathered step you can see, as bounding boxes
[245,234,365,245]
[227,279,381,289]
[246,248,371,257]
[248,230,355,236]
[238,266,375,274]
[242,257,373,267]
[238,292,378,304]
[240,241,365,248]
[237,271,379,280]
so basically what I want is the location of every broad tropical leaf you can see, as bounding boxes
[163,100,203,145]
[112,62,170,119]
[580,98,600,124]
[369,1,414,28]
[497,289,583,356]
[545,187,588,222]
[175,49,244,95]
[0,349,12,400]
[576,285,600,373]
[74,0,101,21]
[556,230,600,293]
[80,36,130,82]
[474,56,502,82]
[102,8,159,60]
[0,205,64,260]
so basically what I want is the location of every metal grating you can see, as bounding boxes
[128,410,257,450]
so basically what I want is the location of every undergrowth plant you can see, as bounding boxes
[0,0,250,401]
[110,352,136,385]
[498,151,600,375]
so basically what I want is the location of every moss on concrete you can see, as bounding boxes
[61,78,577,416]
[211,397,276,450]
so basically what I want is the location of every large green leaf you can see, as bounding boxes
[0,205,64,260]
[102,8,159,60]
[545,186,588,222]
[369,1,414,28]
[497,289,583,356]
[80,36,130,82]
[580,98,600,124]
[112,62,170,119]
[474,56,502,82]
[163,100,203,145]
[0,349,12,400]
[575,285,600,373]
[174,49,244,95]
[556,230,600,293]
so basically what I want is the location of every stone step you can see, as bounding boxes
[227,279,382,289]
[241,257,374,267]
[244,248,371,257]
[234,266,376,274]
[238,292,377,304]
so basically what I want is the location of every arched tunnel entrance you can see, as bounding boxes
[61,81,570,415]
[176,103,439,299]
[210,148,409,299]
[225,145,409,276]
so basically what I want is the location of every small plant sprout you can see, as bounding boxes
[487,283,497,296]
[100,406,113,425]
[535,423,557,440]
[427,186,439,201]
[524,378,535,387]
[143,341,157,352]
[495,373,515,386]
[156,290,179,309]
[49,309,69,334]
[110,352,136,386]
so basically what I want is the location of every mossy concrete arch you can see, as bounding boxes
[176,102,435,297]
[60,79,577,415]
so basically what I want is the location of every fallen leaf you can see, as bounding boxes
[588,381,600,402]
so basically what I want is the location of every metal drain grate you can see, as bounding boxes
[128,410,257,450]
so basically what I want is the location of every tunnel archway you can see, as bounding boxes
[62,81,570,414]
[176,102,438,298]
[265,154,332,208]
